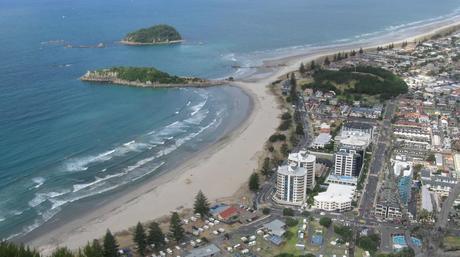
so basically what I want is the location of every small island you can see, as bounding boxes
[80,67,220,88]
[121,24,183,45]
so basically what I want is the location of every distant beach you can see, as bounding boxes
[26,14,460,255]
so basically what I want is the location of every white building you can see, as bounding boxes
[275,165,309,206]
[393,161,412,177]
[288,151,316,189]
[334,148,363,177]
[313,184,355,212]
[310,133,332,149]
[421,185,433,213]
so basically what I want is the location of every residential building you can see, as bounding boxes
[420,169,458,196]
[288,151,316,189]
[333,148,363,177]
[375,183,403,220]
[342,122,374,136]
[274,165,309,206]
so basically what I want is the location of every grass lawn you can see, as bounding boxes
[252,224,304,257]
[323,236,349,256]
[354,247,368,257]
[443,235,460,251]
[278,224,303,256]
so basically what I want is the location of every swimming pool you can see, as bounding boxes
[411,237,422,247]
[392,235,407,250]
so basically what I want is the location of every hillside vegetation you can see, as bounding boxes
[124,24,182,44]
[302,66,408,99]
[110,67,188,84]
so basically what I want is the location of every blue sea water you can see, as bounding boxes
[1,0,460,241]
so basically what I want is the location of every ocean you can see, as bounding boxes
[1,0,460,241]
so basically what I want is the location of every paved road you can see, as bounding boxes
[358,101,396,219]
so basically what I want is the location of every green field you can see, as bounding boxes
[443,236,460,251]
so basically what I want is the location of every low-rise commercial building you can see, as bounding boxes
[313,184,355,212]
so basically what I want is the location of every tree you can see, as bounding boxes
[169,212,185,242]
[319,217,332,228]
[418,209,432,223]
[261,157,271,176]
[103,230,119,257]
[290,134,299,146]
[333,225,353,242]
[285,217,298,227]
[280,143,289,157]
[278,120,291,131]
[290,73,298,102]
[0,242,40,257]
[281,112,292,120]
[133,222,147,256]
[83,240,104,257]
[324,57,330,66]
[296,123,304,135]
[359,48,364,54]
[310,60,316,70]
[426,153,436,163]
[147,222,165,252]
[193,190,210,218]
[51,248,74,257]
[262,207,271,215]
[299,62,306,74]
[357,234,380,253]
[283,208,294,216]
[249,173,260,191]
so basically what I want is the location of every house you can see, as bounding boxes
[262,219,286,237]
[216,206,239,223]
[185,244,221,257]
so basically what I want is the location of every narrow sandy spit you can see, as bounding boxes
[30,17,460,254]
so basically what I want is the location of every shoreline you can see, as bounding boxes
[28,15,460,254]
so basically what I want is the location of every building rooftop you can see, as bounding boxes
[393,161,412,177]
[277,165,308,177]
[377,181,401,208]
[288,150,316,164]
[185,244,221,257]
[263,219,286,237]
[421,185,433,212]
[314,184,355,203]
[311,133,332,146]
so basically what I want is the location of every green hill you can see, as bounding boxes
[123,24,182,44]
[302,66,408,100]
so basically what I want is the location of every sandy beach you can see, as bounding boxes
[29,15,460,255]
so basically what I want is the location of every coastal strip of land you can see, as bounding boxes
[80,67,225,88]
[30,15,460,255]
